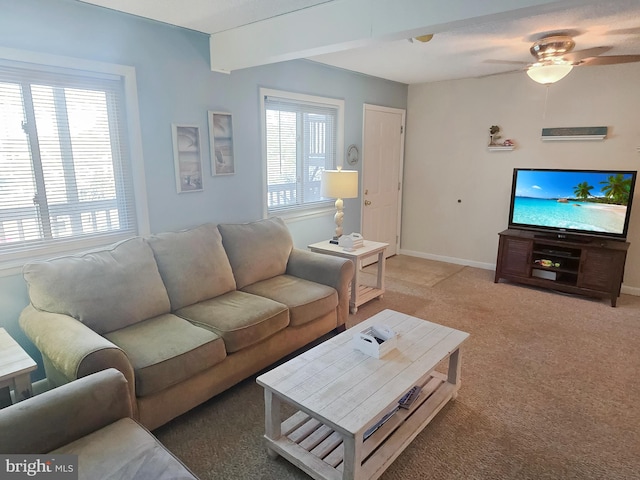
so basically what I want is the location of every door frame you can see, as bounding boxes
[361,103,406,255]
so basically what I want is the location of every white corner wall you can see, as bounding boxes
[402,62,640,292]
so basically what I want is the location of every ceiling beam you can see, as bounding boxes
[209,0,587,73]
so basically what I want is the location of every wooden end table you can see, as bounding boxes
[257,309,470,480]
[308,240,388,314]
[0,328,37,408]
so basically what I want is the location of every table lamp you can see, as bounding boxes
[321,166,359,244]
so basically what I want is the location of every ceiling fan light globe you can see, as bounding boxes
[526,63,573,84]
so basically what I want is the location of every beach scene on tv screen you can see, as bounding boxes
[512,170,633,234]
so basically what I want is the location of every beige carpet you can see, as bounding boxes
[155,255,640,480]
[360,254,464,295]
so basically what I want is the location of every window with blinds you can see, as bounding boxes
[0,62,138,264]
[262,89,344,215]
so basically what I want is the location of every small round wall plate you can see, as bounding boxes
[347,144,359,165]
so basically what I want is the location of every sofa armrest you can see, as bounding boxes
[19,305,136,416]
[286,248,354,327]
[0,368,131,454]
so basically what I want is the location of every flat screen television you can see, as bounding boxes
[508,168,637,241]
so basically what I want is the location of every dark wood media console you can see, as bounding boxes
[494,229,629,307]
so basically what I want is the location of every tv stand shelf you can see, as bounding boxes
[494,229,629,307]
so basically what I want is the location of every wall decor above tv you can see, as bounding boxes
[508,168,637,241]
[541,126,608,141]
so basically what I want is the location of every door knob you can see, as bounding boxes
[364,200,372,206]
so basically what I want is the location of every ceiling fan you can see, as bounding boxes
[488,33,640,84]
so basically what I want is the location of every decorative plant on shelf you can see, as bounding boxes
[489,125,501,145]
[488,126,515,148]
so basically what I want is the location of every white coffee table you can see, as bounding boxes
[256,309,470,480]
[308,240,388,314]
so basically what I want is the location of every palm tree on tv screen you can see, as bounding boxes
[600,174,631,205]
[573,181,593,200]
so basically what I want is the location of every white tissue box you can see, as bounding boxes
[352,324,397,358]
[338,233,364,251]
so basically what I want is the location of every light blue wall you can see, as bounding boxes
[0,0,407,370]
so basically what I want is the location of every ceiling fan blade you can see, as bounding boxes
[580,55,640,66]
[563,46,612,62]
[605,27,640,36]
[483,59,529,65]
[476,68,523,79]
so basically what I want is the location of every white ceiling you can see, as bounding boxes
[79,0,640,84]
[79,0,336,34]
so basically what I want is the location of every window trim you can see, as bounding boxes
[259,87,344,220]
[0,47,149,276]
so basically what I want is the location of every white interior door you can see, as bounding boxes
[361,104,405,258]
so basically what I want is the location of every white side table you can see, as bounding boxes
[308,240,388,314]
[0,328,37,407]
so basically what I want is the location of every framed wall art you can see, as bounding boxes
[172,124,203,193]
[208,111,235,175]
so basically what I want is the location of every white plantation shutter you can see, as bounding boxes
[263,91,342,214]
[0,63,137,261]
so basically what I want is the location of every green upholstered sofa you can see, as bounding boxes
[0,368,198,479]
[19,217,354,430]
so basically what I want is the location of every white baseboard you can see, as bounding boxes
[621,285,640,296]
[398,249,639,297]
[398,249,495,271]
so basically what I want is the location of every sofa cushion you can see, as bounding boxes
[52,417,198,480]
[104,314,226,397]
[176,291,289,353]
[218,217,293,289]
[242,275,338,327]
[147,223,237,310]
[22,237,171,334]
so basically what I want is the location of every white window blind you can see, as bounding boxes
[0,64,137,260]
[264,92,342,214]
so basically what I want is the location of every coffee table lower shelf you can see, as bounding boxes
[264,373,456,480]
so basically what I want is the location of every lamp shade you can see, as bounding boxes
[321,169,358,199]
[526,63,573,85]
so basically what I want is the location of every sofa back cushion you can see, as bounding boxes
[147,223,237,310]
[22,237,171,334]
[218,217,293,289]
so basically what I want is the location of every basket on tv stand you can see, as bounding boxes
[494,229,629,307]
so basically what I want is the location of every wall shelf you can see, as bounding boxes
[488,146,514,151]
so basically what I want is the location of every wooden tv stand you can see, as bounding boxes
[494,229,629,307]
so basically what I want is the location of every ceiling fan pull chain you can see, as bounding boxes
[543,85,550,121]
